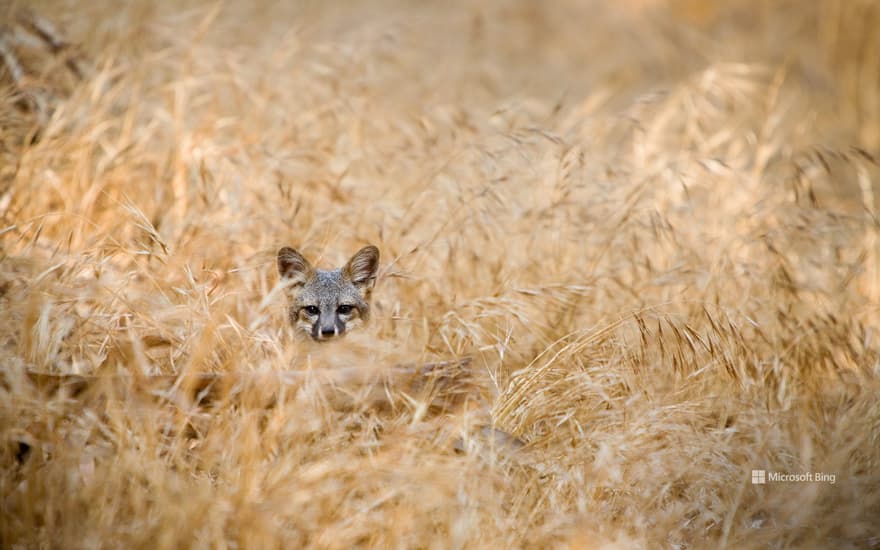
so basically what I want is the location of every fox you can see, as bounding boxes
[277,245,380,341]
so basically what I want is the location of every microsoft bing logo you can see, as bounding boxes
[750,468,836,484]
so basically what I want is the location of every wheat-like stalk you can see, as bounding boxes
[2,1,880,548]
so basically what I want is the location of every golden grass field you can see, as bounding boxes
[2,0,880,547]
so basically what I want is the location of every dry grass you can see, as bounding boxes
[2,0,880,548]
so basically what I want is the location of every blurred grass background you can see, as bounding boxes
[2,0,880,548]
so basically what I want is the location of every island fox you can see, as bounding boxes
[277,245,380,341]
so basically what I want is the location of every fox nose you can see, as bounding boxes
[320,327,337,337]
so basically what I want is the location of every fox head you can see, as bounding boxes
[277,245,380,342]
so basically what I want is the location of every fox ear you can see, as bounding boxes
[277,247,313,285]
[344,245,379,290]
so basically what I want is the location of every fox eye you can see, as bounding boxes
[303,305,319,316]
[337,305,354,315]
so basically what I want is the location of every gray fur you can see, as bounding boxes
[277,246,379,341]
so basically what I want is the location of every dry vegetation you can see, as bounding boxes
[2,0,880,548]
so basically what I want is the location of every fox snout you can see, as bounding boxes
[306,306,351,341]
[277,245,380,342]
